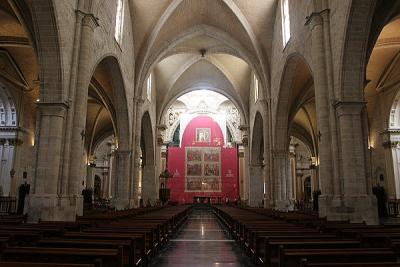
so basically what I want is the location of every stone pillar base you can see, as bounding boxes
[129,198,138,208]
[319,194,378,225]
[25,194,83,222]
[112,198,131,210]
[264,198,273,208]
[275,199,291,211]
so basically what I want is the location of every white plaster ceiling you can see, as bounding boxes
[177,90,228,111]
[131,0,278,124]
[365,17,400,118]
[155,54,250,123]
[291,101,317,152]
[0,2,38,94]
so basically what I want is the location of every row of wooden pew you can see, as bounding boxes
[0,205,191,266]
[213,205,400,267]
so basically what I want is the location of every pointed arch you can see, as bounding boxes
[340,0,400,100]
[29,0,64,102]
[136,24,264,102]
[89,55,131,152]
[274,53,313,152]
[136,0,269,97]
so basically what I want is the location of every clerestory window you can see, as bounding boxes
[281,0,291,47]
[114,0,125,44]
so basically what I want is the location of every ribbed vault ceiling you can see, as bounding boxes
[131,0,278,124]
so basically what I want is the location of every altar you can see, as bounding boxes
[193,196,223,204]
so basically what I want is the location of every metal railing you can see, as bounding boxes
[388,199,400,217]
[0,197,16,214]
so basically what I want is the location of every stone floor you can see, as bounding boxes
[148,206,256,267]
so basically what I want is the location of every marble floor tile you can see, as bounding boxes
[148,207,256,267]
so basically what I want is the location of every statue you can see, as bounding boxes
[17,180,30,214]
[372,184,388,218]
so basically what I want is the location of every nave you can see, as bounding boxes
[2,0,400,265]
[149,206,256,267]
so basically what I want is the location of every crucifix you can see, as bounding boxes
[80,130,85,140]
[317,131,322,142]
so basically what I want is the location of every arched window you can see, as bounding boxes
[146,74,152,102]
[0,101,5,126]
[0,85,17,196]
[254,74,259,103]
[114,0,125,44]
[389,89,400,198]
[281,0,291,47]
[390,98,400,128]
[171,124,180,147]
[0,86,17,126]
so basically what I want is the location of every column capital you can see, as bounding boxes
[76,10,99,29]
[334,100,366,116]
[250,163,264,169]
[134,97,145,105]
[115,149,132,156]
[272,149,287,159]
[7,138,23,146]
[305,9,329,28]
[37,102,68,117]
[382,141,400,149]
[258,99,269,108]
[239,125,249,131]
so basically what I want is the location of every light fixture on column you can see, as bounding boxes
[310,156,318,169]
[88,156,96,167]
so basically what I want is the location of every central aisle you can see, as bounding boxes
[149,206,256,267]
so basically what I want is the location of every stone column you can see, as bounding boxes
[113,150,132,209]
[8,138,23,197]
[391,146,400,193]
[67,13,98,196]
[382,130,400,198]
[109,151,116,199]
[334,101,378,224]
[262,101,272,207]
[311,167,319,192]
[132,144,142,206]
[296,172,303,200]
[141,164,157,205]
[307,11,343,220]
[86,164,94,190]
[239,126,250,203]
[101,171,109,199]
[131,99,143,207]
[288,144,296,201]
[25,103,78,222]
[307,12,334,199]
[238,147,246,201]
[272,150,289,210]
[248,164,263,207]
[0,140,14,196]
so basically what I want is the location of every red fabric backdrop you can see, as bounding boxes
[167,115,238,203]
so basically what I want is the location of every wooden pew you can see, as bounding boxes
[0,205,191,267]
[37,238,135,267]
[0,262,98,267]
[279,248,397,267]
[261,239,361,267]
[300,261,400,267]
[213,205,400,267]
[63,232,146,266]
[0,247,123,267]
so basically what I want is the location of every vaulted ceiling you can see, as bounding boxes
[0,1,38,95]
[131,0,279,124]
[365,16,400,119]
